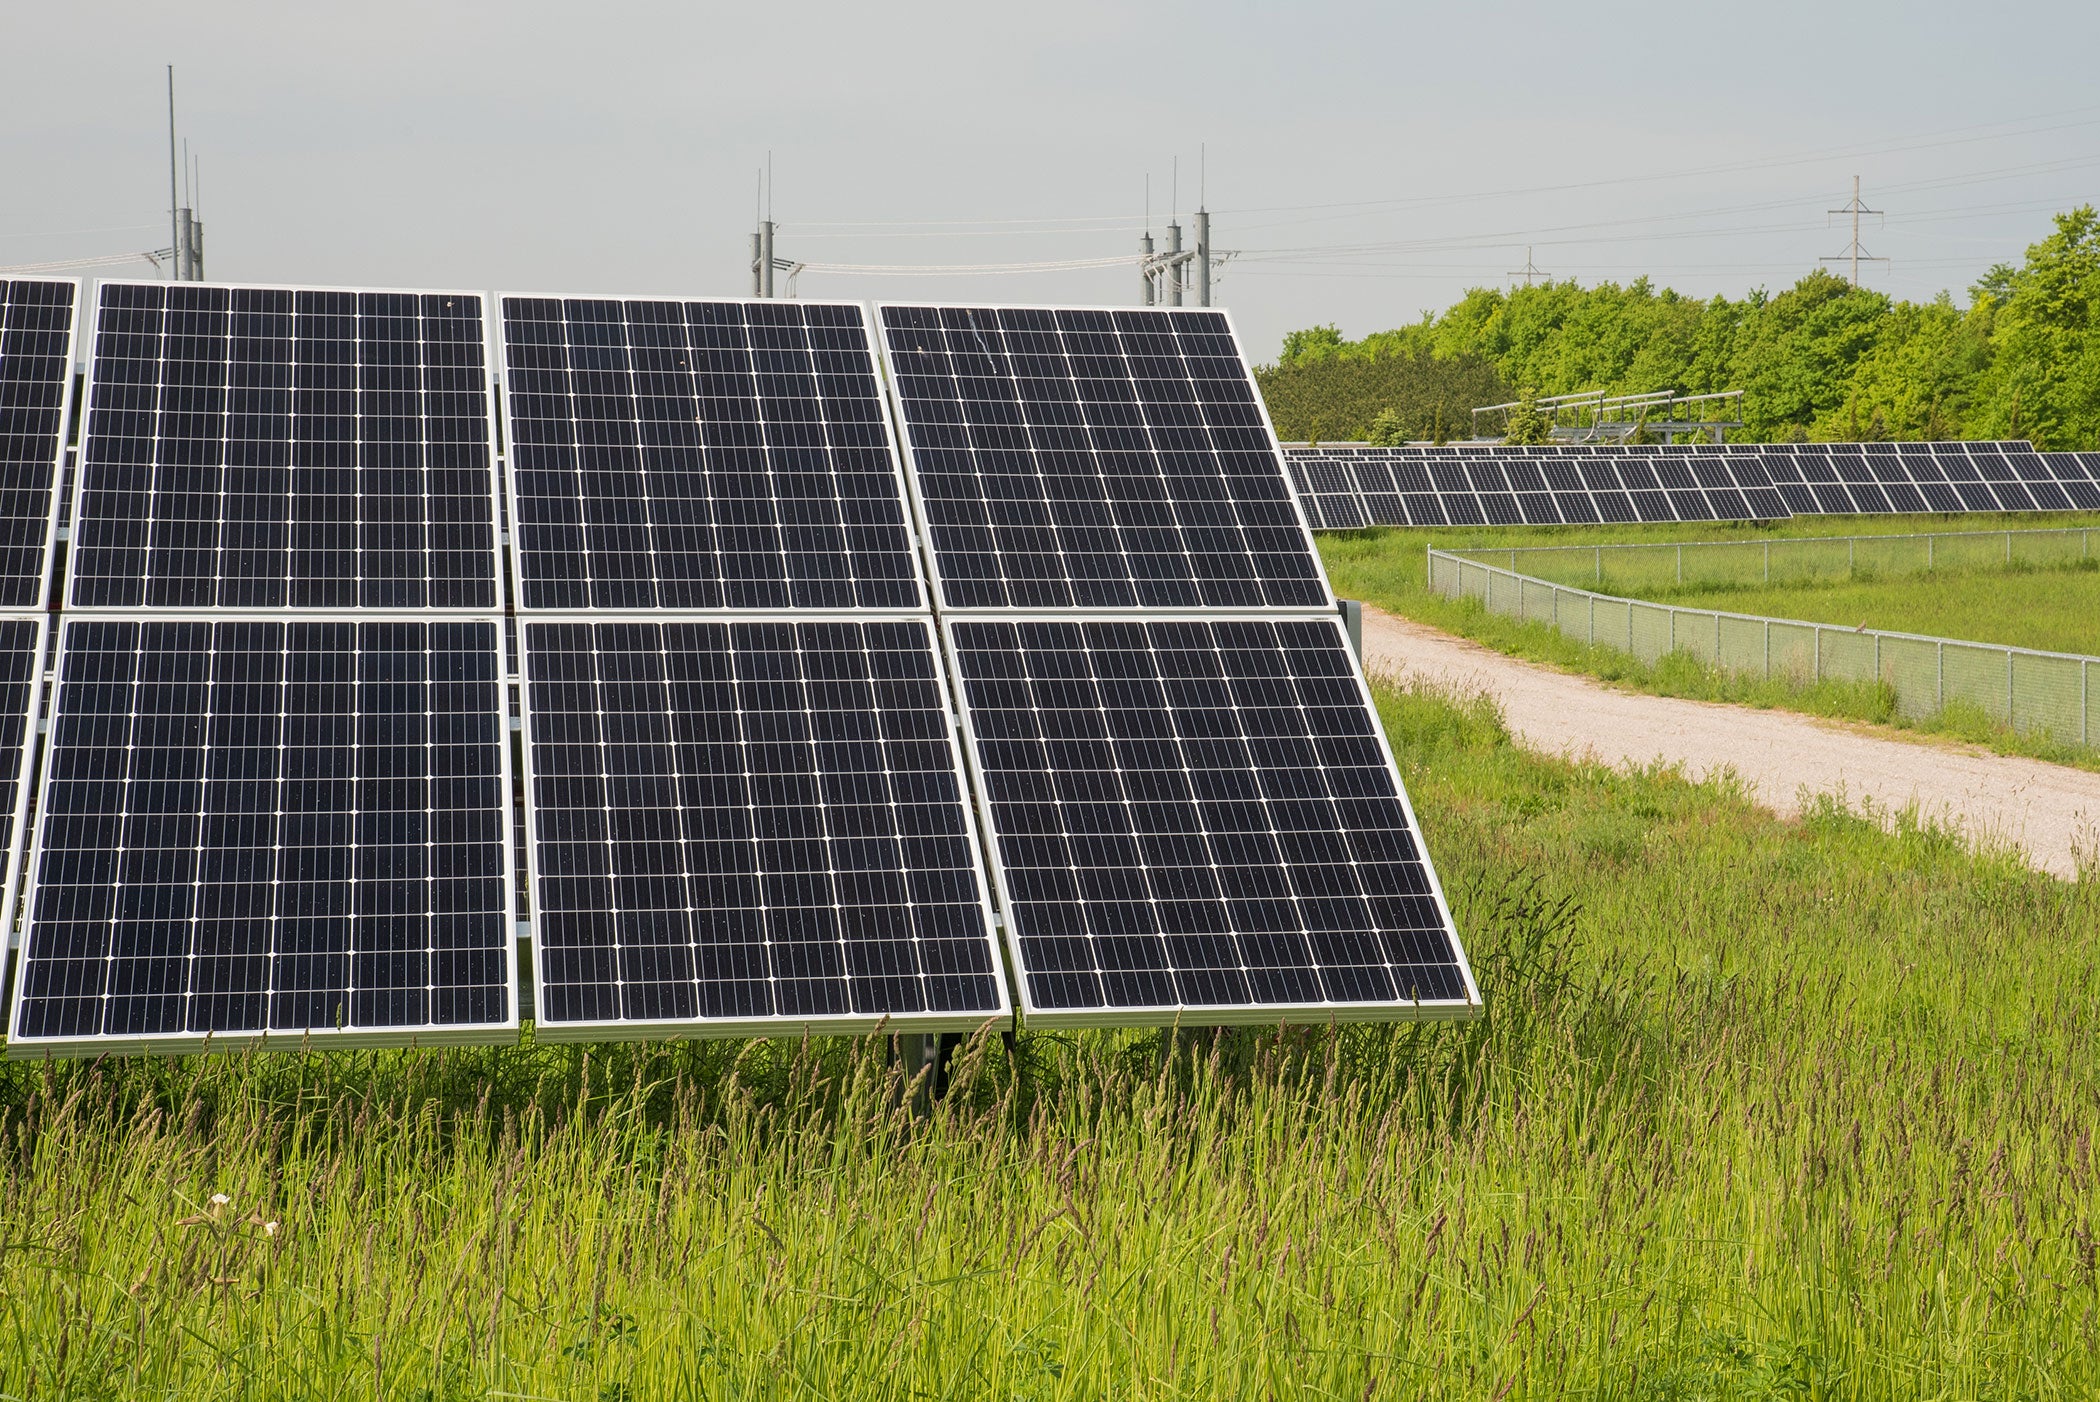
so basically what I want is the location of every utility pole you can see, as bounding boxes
[1509,247,1544,288]
[166,67,181,282]
[1822,176,1886,288]
[1165,221,1183,305]
[1139,229,1155,304]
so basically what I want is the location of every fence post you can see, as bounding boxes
[1764,540,1770,583]
[1589,594,1596,647]
[2005,532,2012,565]
[1849,538,1855,573]
[1716,612,1723,666]
[1676,544,1683,585]
[1815,628,1822,683]
[1764,619,1770,679]
[1938,640,1945,713]
[1595,546,1602,585]
[2084,659,2090,746]
[2008,648,2015,727]
[1874,633,1882,686]
[1927,533,1934,571]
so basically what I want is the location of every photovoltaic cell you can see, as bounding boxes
[0,280,76,609]
[879,305,1328,611]
[520,617,1005,1037]
[9,617,513,1055]
[499,297,923,612]
[69,282,500,610]
[948,615,1476,1027]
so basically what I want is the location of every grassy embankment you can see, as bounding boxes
[2,680,2095,1398]
[1321,513,2100,767]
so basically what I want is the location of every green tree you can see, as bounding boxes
[1500,391,1553,445]
[1365,408,1407,446]
[1971,205,2100,449]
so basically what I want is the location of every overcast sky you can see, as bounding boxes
[7,2,2098,362]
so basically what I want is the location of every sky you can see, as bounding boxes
[6,1,2099,363]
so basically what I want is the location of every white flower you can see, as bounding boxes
[210,1193,231,1207]
[263,1222,279,1237]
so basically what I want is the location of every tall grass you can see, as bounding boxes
[2,681,2096,1399]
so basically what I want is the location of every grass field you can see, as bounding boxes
[1655,566,2100,657]
[1321,518,2100,766]
[3,680,2095,1399]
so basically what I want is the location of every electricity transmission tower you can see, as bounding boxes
[1509,247,1545,287]
[1822,176,1887,288]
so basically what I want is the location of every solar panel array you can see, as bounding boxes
[70,282,501,609]
[4,285,1486,1056]
[503,297,1006,1041]
[0,279,77,609]
[1285,441,2100,530]
[880,304,1476,1028]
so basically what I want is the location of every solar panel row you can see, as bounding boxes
[5,285,1477,1056]
[1285,441,2100,530]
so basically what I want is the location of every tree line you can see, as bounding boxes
[1257,205,2100,449]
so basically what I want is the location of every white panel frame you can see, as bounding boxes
[491,292,930,616]
[65,280,506,614]
[6,611,520,1057]
[939,609,1480,1030]
[871,301,1339,615]
[0,612,49,996]
[515,609,1012,1042]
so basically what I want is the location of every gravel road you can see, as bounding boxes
[1360,606,2100,880]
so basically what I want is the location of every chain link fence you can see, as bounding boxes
[1426,544,2099,747]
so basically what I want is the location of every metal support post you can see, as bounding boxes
[751,232,763,296]
[174,209,194,284]
[1165,223,1183,306]
[1194,209,1211,307]
[1140,231,1155,305]
[760,220,775,298]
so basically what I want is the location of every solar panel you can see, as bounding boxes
[68,282,501,611]
[519,616,1006,1038]
[879,305,1329,610]
[499,296,924,612]
[947,614,1476,1027]
[8,617,514,1055]
[0,616,46,995]
[0,280,77,609]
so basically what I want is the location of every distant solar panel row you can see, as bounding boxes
[1285,441,2100,530]
[1286,444,1787,529]
[0,279,76,609]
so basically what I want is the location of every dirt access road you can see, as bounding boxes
[1360,606,2100,880]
